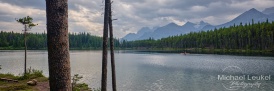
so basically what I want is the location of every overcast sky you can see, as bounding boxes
[0,0,273,38]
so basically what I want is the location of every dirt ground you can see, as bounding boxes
[35,81,50,91]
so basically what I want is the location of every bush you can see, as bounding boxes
[18,67,44,80]
[72,74,100,91]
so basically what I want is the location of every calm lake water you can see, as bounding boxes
[0,50,274,91]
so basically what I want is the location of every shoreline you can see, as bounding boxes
[0,48,273,57]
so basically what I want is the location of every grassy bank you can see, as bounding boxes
[0,68,98,91]
[0,47,104,50]
[0,69,48,91]
[0,47,47,50]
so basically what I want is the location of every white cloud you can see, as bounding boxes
[0,2,46,33]
[230,0,274,11]
[68,5,103,36]
[159,17,186,26]
[191,5,207,12]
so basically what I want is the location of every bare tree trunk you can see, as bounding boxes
[46,0,71,91]
[102,0,111,90]
[109,2,117,91]
[24,24,27,75]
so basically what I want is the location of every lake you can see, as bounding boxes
[0,50,274,91]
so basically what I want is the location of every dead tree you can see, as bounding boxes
[101,0,111,90]
[109,1,117,91]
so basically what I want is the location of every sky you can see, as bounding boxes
[0,0,273,38]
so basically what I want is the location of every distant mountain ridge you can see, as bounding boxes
[123,27,157,41]
[122,7,274,41]
[203,8,274,30]
[263,7,274,15]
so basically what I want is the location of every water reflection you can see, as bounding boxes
[0,50,274,91]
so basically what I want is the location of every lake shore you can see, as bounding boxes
[125,48,274,57]
[0,47,273,56]
[0,70,49,91]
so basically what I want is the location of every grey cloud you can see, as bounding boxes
[0,0,273,38]
[69,0,102,11]
[0,0,45,9]
[115,0,273,25]
[118,0,243,19]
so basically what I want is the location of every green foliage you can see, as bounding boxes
[16,16,38,29]
[0,32,120,49]
[18,67,44,80]
[72,74,100,91]
[73,83,91,91]
[0,84,31,91]
[121,21,274,52]
[0,72,47,91]
[0,68,44,81]
[0,73,20,80]
[72,74,90,91]
[72,74,83,85]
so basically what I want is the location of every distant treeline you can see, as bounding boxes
[121,20,274,51]
[0,32,120,49]
[1,20,274,51]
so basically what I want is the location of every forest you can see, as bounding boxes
[0,31,120,50]
[0,20,274,52]
[121,20,274,52]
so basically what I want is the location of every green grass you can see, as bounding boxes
[0,70,99,91]
[0,83,31,91]
[0,68,47,91]
[72,74,100,91]
[18,69,44,80]
[0,73,20,80]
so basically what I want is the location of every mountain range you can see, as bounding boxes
[123,7,274,41]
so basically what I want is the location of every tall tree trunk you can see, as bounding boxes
[24,24,27,75]
[109,3,117,91]
[46,0,71,90]
[102,0,110,90]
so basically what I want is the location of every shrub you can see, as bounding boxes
[18,67,44,80]
[72,74,100,91]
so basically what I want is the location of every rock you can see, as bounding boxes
[32,79,38,83]
[0,78,7,81]
[27,79,37,86]
[1,78,19,83]
[27,81,36,86]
